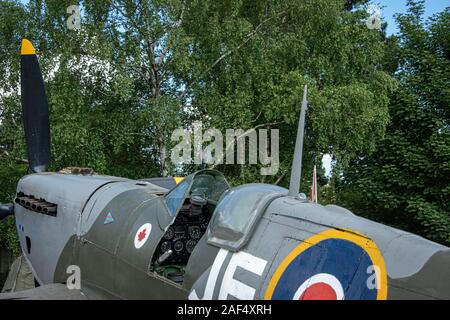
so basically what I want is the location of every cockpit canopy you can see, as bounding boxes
[164,170,230,216]
[163,171,288,252]
[207,184,287,251]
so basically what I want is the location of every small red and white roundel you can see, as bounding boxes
[293,273,344,300]
[134,223,152,249]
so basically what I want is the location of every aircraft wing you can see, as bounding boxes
[0,255,105,300]
[0,284,87,300]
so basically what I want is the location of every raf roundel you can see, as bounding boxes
[293,273,344,300]
[265,229,388,300]
[134,223,152,249]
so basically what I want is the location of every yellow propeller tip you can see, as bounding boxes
[21,39,36,55]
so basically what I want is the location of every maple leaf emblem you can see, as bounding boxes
[138,228,147,242]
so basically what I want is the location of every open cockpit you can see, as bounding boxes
[150,170,229,283]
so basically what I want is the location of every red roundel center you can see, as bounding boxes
[138,229,147,242]
[299,282,337,300]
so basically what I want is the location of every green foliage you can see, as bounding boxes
[181,0,394,191]
[0,216,20,255]
[338,1,450,245]
[1,0,442,254]
[1,0,395,185]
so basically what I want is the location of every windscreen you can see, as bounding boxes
[208,184,287,250]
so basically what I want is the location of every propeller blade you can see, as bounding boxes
[20,39,51,173]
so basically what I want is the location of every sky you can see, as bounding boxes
[377,0,449,35]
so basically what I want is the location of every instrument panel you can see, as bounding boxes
[154,195,210,265]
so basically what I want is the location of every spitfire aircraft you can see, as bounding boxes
[0,39,449,300]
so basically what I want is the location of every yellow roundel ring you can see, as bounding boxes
[264,228,388,300]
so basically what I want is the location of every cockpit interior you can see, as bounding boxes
[150,170,230,284]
